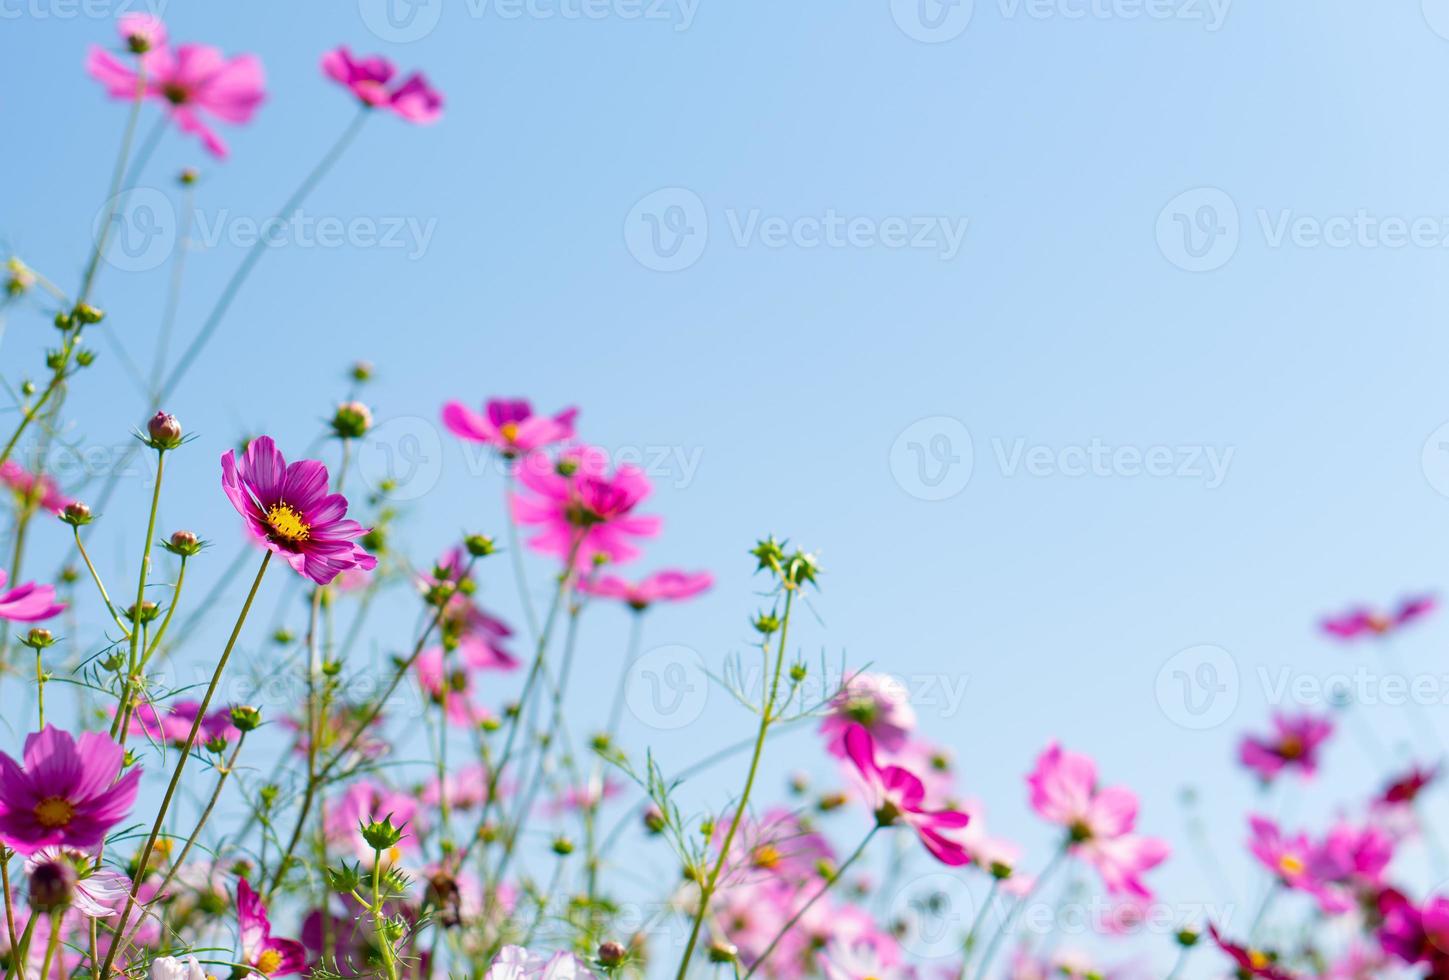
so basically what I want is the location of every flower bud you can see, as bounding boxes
[597,941,626,969]
[707,941,738,965]
[163,529,202,557]
[230,705,262,732]
[642,806,666,835]
[60,502,93,527]
[5,259,34,297]
[360,816,406,852]
[551,836,575,856]
[76,350,97,367]
[351,360,374,382]
[178,168,199,186]
[1175,928,1200,948]
[53,312,72,331]
[989,860,1014,881]
[28,856,76,912]
[146,411,183,450]
[464,534,496,558]
[126,600,160,624]
[331,401,373,439]
[72,303,104,325]
[23,628,54,650]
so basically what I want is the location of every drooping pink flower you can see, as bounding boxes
[0,570,64,623]
[1320,595,1436,641]
[820,672,916,759]
[421,547,518,670]
[511,446,661,569]
[581,569,713,611]
[125,699,237,748]
[87,37,265,159]
[442,398,577,458]
[237,878,306,976]
[322,46,443,124]
[1238,712,1334,782]
[221,436,377,585]
[23,847,130,918]
[0,461,71,513]
[843,724,970,866]
[0,726,140,855]
[1026,742,1169,898]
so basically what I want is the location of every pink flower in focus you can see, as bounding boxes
[322,46,443,123]
[1320,595,1435,641]
[820,672,916,759]
[0,726,141,855]
[0,461,71,513]
[843,724,970,866]
[0,570,64,623]
[580,569,713,611]
[511,446,661,569]
[237,878,306,976]
[87,37,265,159]
[1238,712,1334,783]
[221,436,377,585]
[442,398,577,458]
[1026,742,1169,897]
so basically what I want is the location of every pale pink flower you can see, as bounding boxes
[820,672,916,759]
[581,569,712,610]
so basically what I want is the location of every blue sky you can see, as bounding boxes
[5,1,1449,975]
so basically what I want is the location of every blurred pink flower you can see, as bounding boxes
[1238,712,1334,782]
[581,569,712,610]
[0,570,64,623]
[323,46,443,123]
[511,446,661,569]
[325,781,419,866]
[0,461,71,512]
[442,397,577,458]
[87,37,265,159]
[414,647,496,729]
[1320,594,1435,641]
[843,724,970,866]
[821,672,916,759]
[1247,815,1316,890]
[23,847,129,918]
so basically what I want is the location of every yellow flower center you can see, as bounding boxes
[499,421,520,443]
[752,843,782,869]
[1249,950,1269,969]
[1278,735,1304,760]
[33,796,74,829]
[1278,853,1305,876]
[255,950,283,975]
[266,503,311,543]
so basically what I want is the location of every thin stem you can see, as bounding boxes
[0,850,17,954]
[140,555,188,666]
[34,647,44,728]
[98,552,271,979]
[744,825,878,978]
[372,848,401,980]
[36,916,60,980]
[6,913,36,980]
[72,529,131,637]
[954,877,1001,980]
[78,60,149,304]
[112,449,166,740]
[973,844,1068,980]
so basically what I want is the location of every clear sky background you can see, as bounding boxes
[4,1,1449,975]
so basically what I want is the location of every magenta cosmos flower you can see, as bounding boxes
[581,569,713,611]
[237,878,306,976]
[0,461,71,513]
[127,699,237,748]
[820,672,917,760]
[511,446,661,569]
[87,25,265,159]
[221,436,376,585]
[1026,742,1169,898]
[1320,594,1435,641]
[24,847,130,918]
[0,727,141,856]
[843,724,970,866]
[0,570,64,623]
[322,46,443,124]
[1238,711,1334,783]
[442,397,578,458]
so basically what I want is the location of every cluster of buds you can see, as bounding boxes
[5,258,34,296]
[749,535,820,589]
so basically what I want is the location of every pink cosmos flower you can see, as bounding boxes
[1380,763,1438,807]
[1246,815,1317,891]
[23,847,129,917]
[715,808,835,888]
[325,781,420,868]
[580,569,713,611]
[820,672,916,759]
[546,776,623,816]
[1026,742,1169,898]
[483,945,598,979]
[0,570,65,622]
[422,547,518,670]
[221,436,377,585]
[421,763,494,811]
[0,726,141,855]
[117,13,165,52]
[442,398,577,458]
[843,724,970,866]
[1238,712,1334,782]
[87,36,265,159]
[1309,820,1394,914]
[0,461,71,513]
[1208,925,1296,979]
[511,446,661,569]
[126,699,237,748]
[322,46,443,124]
[237,878,306,976]
[414,647,496,729]
[1320,595,1435,641]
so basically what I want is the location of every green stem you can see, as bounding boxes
[35,916,59,980]
[973,844,1068,980]
[98,552,271,979]
[112,449,166,741]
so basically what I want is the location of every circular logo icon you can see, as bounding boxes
[1426,0,1449,40]
[890,416,973,501]
[624,187,708,272]
[95,186,177,273]
[624,644,708,731]
[1155,187,1240,272]
[1154,644,1239,730]
[1421,421,1449,498]
[888,872,977,960]
[355,416,444,501]
[358,0,444,42]
[890,0,974,42]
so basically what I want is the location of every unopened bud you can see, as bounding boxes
[146,411,183,450]
[331,401,373,439]
[60,502,92,527]
[27,857,76,912]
